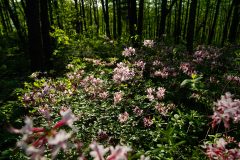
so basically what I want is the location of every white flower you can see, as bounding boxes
[156,87,166,100]
[114,91,123,105]
[107,145,131,160]
[118,112,129,123]
[143,40,154,48]
[113,63,135,83]
[60,109,77,128]
[90,142,109,160]
[48,130,72,158]
[122,47,135,57]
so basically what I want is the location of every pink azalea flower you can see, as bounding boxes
[118,112,129,123]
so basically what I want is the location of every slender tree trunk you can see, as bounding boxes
[100,0,111,38]
[201,0,210,43]
[53,0,63,29]
[228,0,240,44]
[221,0,234,46]
[0,2,8,33]
[89,0,93,26]
[25,0,45,71]
[93,0,99,35]
[158,0,177,38]
[20,0,26,14]
[74,0,80,33]
[80,0,87,32]
[208,0,221,44]
[186,0,198,53]
[158,0,167,38]
[175,0,182,44]
[116,0,122,38]
[3,0,25,41]
[137,0,144,40]
[183,0,190,38]
[113,0,117,39]
[40,0,52,69]
[128,0,137,39]
[48,0,54,26]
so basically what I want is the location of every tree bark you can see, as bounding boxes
[3,0,25,41]
[175,0,182,44]
[221,0,234,46]
[228,0,240,44]
[40,0,52,69]
[208,0,221,44]
[186,0,198,53]
[25,0,45,71]
[158,0,177,38]
[137,0,144,40]
[80,0,87,32]
[201,0,210,43]
[128,0,137,39]
[116,0,122,38]
[93,0,99,35]
[53,0,63,29]
[100,0,111,38]
[113,0,117,39]
[74,0,81,33]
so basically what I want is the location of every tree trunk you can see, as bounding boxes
[158,0,167,38]
[201,0,210,43]
[221,0,234,46]
[40,0,52,69]
[0,1,8,33]
[175,0,182,44]
[80,0,87,32]
[116,0,122,38]
[113,0,117,39]
[158,0,177,38]
[208,0,221,44]
[25,0,45,71]
[128,0,137,39]
[48,0,54,26]
[100,0,111,38]
[74,0,81,33]
[228,0,240,44]
[93,0,99,35]
[186,0,198,53]
[183,0,190,38]
[53,0,63,29]
[137,0,144,40]
[3,0,25,41]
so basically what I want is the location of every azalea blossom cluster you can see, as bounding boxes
[83,58,115,67]
[134,60,146,77]
[80,75,108,99]
[143,117,153,127]
[122,47,136,57]
[11,109,77,159]
[66,69,85,86]
[114,91,123,105]
[226,75,240,85]
[155,102,176,116]
[179,62,196,76]
[143,40,154,48]
[211,92,240,128]
[153,67,177,79]
[204,137,240,160]
[146,87,166,101]
[118,112,129,123]
[22,80,73,108]
[113,62,135,83]
[89,142,132,160]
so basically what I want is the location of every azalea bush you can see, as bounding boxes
[1,38,240,159]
